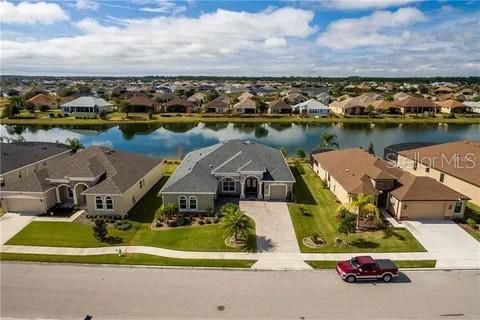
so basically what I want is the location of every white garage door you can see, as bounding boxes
[5,198,44,213]
[269,185,286,201]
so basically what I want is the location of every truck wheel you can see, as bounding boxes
[346,275,356,283]
[382,274,392,282]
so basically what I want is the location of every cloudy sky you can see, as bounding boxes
[1,0,479,77]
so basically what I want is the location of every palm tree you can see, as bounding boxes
[338,193,379,229]
[221,205,250,243]
[65,138,84,153]
[319,131,339,149]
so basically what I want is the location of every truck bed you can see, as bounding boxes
[376,259,397,271]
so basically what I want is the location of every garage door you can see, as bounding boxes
[405,202,446,220]
[269,185,286,201]
[5,198,44,213]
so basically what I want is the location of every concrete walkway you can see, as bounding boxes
[32,210,85,222]
[240,200,312,270]
[403,220,480,269]
[0,213,36,245]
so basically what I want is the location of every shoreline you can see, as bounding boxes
[2,115,480,126]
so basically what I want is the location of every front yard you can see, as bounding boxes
[289,164,425,253]
[462,202,480,242]
[6,163,256,252]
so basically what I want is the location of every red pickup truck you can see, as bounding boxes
[336,256,399,283]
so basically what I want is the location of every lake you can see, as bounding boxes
[1,123,479,159]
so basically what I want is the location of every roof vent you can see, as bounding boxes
[345,168,349,172]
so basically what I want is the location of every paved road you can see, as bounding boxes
[1,263,479,320]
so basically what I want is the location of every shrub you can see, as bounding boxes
[466,218,477,229]
[206,219,212,224]
[158,203,178,220]
[39,105,50,112]
[167,220,177,228]
[198,220,205,225]
[294,160,305,174]
[214,218,220,224]
[93,219,108,241]
[176,216,190,227]
[115,221,132,231]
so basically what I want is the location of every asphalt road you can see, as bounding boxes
[1,263,479,320]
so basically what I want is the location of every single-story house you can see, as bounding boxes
[391,97,440,114]
[267,100,291,114]
[127,95,161,113]
[233,98,257,114]
[315,92,334,105]
[396,140,480,206]
[311,148,468,220]
[330,97,365,115]
[285,93,308,105]
[164,98,196,113]
[61,96,113,114]
[187,93,207,104]
[434,86,455,95]
[464,101,480,114]
[238,92,254,101]
[202,98,229,113]
[27,94,57,109]
[159,140,295,212]
[435,99,467,114]
[292,99,329,116]
[371,100,401,113]
[0,146,164,216]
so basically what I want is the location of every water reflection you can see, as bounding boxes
[0,122,478,159]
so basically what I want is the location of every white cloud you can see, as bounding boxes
[76,0,100,11]
[139,0,186,14]
[2,7,315,75]
[321,0,418,10]
[0,1,69,25]
[318,7,426,49]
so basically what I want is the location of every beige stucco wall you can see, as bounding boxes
[397,155,480,205]
[86,194,124,216]
[1,188,57,214]
[0,150,70,187]
[263,182,293,200]
[388,194,465,220]
[312,161,349,204]
[162,193,215,212]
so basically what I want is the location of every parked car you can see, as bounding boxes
[336,256,399,283]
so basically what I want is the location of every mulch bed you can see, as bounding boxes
[302,236,325,248]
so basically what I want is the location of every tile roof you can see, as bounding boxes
[160,140,295,194]
[203,98,228,109]
[61,96,112,108]
[392,96,437,108]
[233,98,256,109]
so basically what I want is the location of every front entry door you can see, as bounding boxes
[245,177,258,195]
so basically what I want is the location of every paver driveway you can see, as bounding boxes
[240,200,312,270]
[403,220,480,269]
[0,213,36,245]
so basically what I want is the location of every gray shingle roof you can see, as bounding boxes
[1,142,70,174]
[61,96,112,108]
[160,140,294,194]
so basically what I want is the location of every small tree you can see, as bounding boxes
[319,131,339,149]
[119,99,131,118]
[158,203,178,220]
[367,142,375,155]
[24,101,36,112]
[255,98,268,113]
[366,105,375,115]
[1,104,19,118]
[338,212,356,243]
[221,207,250,243]
[296,148,306,159]
[65,138,84,153]
[39,104,50,112]
[349,193,380,229]
[93,219,108,241]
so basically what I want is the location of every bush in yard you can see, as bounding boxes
[115,221,132,231]
[296,149,306,159]
[337,212,356,244]
[39,105,50,112]
[294,160,305,174]
[93,219,108,241]
[175,216,190,227]
[158,203,178,220]
[221,206,250,244]
[466,218,477,229]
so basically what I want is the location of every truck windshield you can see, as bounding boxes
[350,258,360,267]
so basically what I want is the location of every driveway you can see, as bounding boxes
[0,213,36,245]
[403,220,480,269]
[240,200,311,270]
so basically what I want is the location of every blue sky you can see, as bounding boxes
[1,0,479,76]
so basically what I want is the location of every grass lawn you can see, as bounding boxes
[7,163,256,252]
[289,164,425,253]
[306,260,436,269]
[0,253,255,268]
[462,202,480,242]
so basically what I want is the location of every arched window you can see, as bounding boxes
[222,178,235,192]
[179,196,187,210]
[105,196,114,210]
[95,196,104,210]
[189,196,197,211]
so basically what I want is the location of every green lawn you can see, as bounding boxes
[463,202,480,241]
[7,164,256,252]
[306,260,436,269]
[0,253,255,268]
[289,164,425,253]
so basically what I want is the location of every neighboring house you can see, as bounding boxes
[315,92,334,105]
[311,148,468,220]
[292,99,329,116]
[285,93,308,105]
[434,86,455,95]
[187,92,206,104]
[267,100,291,114]
[127,95,161,113]
[202,98,229,113]
[371,100,396,113]
[0,142,71,190]
[232,98,257,114]
[0,146,164,216]
[61,96,113,114]
[27,94,57,109]
[164,98,196,113]
[159,140,295,212]
[464,101,480,114]
[435,99,467,114]
[393,92,410,101]
[238,92,254,101]
[391,97,439,114]
[395,140,480,206]
[330,97,365,115]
